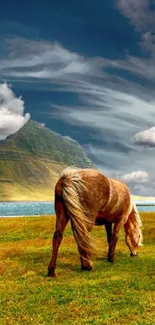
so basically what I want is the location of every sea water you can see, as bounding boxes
[0,202,55,217]
[0,201,155,217]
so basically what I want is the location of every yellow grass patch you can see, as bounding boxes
[0,213,155,325]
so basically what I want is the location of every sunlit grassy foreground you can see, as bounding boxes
[0,213,155,325]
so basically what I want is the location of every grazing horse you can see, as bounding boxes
[48,168,143,277]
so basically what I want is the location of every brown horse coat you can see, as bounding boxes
[48,168,143,277]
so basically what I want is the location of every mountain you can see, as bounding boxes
[0,120,95,201]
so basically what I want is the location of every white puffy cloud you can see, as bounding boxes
[122,171,149,184]
[0,83,30,139]
[133,127,155,146]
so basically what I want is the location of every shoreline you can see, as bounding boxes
[1,200,155,206]
[0,200,53,203]
[0,211,155,218]
[0,214,54,218]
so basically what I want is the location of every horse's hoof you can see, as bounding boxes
[81,265,93,271]
[47,273,56,277]
[47,270,56,277]
[108,256,114,263]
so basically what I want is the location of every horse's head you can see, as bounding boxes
[125,227,143,256]
[124,221,143,256]
[124,203,143,256]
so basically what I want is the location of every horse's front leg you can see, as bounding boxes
[47,198,69,277]
[108,220,122,263]
[104,221,113,245]
[104,221,113,258]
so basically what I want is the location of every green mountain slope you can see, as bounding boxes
[0,120,94,201]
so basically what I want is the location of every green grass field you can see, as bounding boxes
[0,213,155,325]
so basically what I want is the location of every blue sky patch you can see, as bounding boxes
[0,0,155,196]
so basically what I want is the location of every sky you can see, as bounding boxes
[0,0,155,196]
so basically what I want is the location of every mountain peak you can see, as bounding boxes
[2,119,93,167]
[0,119,95,201]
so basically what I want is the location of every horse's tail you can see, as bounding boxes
[125,201,143,247]
[61,168,96,264]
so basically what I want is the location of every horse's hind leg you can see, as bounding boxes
[47,197,69,277]
[108,220,122,262]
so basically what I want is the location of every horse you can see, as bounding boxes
[47,167,143,277]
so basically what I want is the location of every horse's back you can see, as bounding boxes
[59,168,110,215]
[55,168,132,222]
[79,170,132,221]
